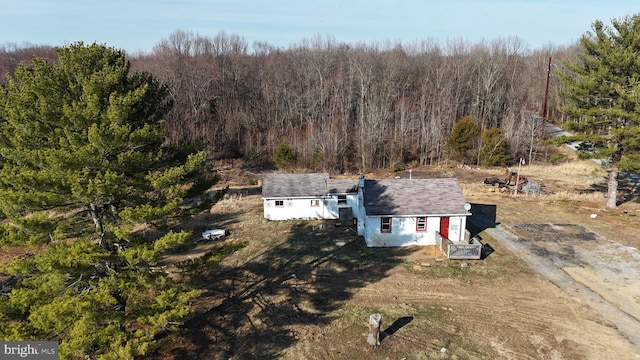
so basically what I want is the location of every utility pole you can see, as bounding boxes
[542,57,552,138]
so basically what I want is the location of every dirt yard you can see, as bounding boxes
[145,160,640,359]
[3,159,637,359]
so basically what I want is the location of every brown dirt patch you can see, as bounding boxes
[146,162,640,359]
[3,161,639,359]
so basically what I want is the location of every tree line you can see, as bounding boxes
[2,32,577,172]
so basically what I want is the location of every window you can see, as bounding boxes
[275,200,284,207]
[416,217,427,232]
[311,199,320,207]
[337,194,347,205]
[380,217,392,233]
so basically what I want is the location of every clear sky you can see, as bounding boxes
[2,0,640,54]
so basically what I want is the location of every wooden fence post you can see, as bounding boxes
[367,313,382,346]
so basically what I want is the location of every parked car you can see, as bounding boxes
[201,229,227,241]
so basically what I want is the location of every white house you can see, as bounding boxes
[262,173,472,248]
[356,175,471,247]
[262,173,358,221]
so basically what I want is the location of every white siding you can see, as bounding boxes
[264,198,330,221]
[341,193,359,219]
[426,217,440,241]
[323,196,339,219]
[262,174,470,247]
[263,194,357,221]
[363,216,435,247]
[309,199,325,219]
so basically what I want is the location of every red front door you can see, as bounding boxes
[440,217,450,239]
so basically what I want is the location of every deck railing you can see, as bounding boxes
[436,232,483,260]
[435,231,449,256]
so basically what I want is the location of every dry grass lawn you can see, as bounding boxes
[148,159,640,359]
[2,157,638,359]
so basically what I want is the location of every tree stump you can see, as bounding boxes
[367,313,382,346]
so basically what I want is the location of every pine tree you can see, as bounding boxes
[0,43,208,359]
[446,115,481,165]
[479,128,509,167]
[274,140,296,169]
[558,14,640,208]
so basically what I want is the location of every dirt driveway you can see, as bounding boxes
[483,221,640,347]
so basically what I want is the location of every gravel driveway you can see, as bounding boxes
[479,220,640,348]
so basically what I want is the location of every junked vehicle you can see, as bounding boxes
[200,229,227,241]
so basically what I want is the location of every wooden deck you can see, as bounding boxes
[436,232,483,260]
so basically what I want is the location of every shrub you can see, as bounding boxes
[274,141,296,169]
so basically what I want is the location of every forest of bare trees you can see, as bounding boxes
[1,31,578,172]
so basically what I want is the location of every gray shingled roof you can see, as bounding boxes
[262,173,357,198]
[327,179,358,194]
[363,178,469,216]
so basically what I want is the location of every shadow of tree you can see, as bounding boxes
[618,175,639,204]
[381,316,413,341]
[586,174,639,206]
[159,220,417,359]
